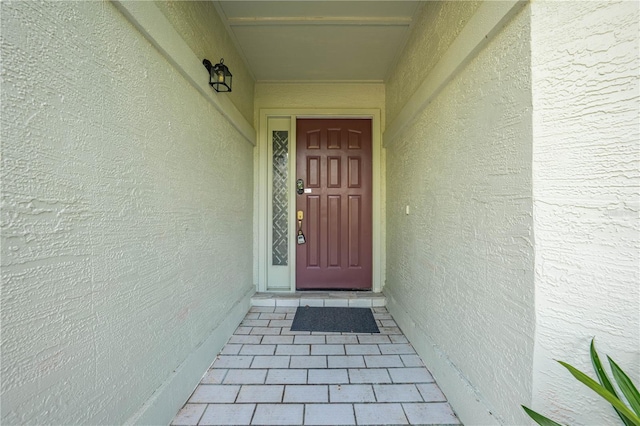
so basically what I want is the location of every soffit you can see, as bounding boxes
[214,1,422,82]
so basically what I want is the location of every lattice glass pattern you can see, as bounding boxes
[272,131,289,266]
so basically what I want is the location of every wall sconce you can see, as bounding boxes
[203,58,232,92]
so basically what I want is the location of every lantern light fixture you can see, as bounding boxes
[203,58,232,93]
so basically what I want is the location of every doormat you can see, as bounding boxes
[290,306,379,333]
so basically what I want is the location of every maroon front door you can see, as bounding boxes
[296,119,372,290]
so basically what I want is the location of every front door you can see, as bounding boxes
[295,119,372,290]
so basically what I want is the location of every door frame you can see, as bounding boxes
[257,109,384,293]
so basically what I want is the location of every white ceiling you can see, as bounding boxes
[214,1,423,82]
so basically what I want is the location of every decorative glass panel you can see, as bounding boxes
[272,131,289,266]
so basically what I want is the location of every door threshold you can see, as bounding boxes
[251,291,386,308]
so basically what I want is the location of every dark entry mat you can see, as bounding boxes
[290,306,380,333]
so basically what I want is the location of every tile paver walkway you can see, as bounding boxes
[172,306,461,425]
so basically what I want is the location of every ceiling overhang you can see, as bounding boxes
[214,1,422,82]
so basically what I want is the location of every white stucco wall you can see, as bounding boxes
[155,1,255,125]
[385,1,481,126]
[1,2,254,424]
[384,4,534,425]
[531,1,640,424]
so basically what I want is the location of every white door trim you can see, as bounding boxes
[257,109,384,293]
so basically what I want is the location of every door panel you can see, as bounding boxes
[306,195,321,268]
[348,157,361,188]
[296,119,372,290]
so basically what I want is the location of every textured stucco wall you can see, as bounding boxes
[385,5,534,425]
[531,1,640,424]
[385,1,481,126]
[155,1,255,125]
[1,2,254,424]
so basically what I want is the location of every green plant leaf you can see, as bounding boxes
[522,405,565,426]
[559,361,640,426]
[609,356,640,416]
[591,339,635,426]
[592,339,618,394]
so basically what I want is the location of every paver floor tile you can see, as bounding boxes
[242,319,270,327]
[188,385,240,403]
[172,305,459,426]
[265,369,307,384]
[304,404,356,425]
[261,336,294,345]
[326,335,358,344]
[293,335,326,345]
[388,367,434,383]
[220,344,242,355]
[199,404,255,425]
[236,385,284,403]
[250,307,276,313]
[324,299,348,307]
[251,404,303,425]
[252,300,276,308]
[275,344,310,355]
[364,355,404,368]
[308,369,349,384]
[280,329,310,335]
[229,335,263,345]
[311,344,345,355]
[348,368,391,384]
[240,345,277,355]
[357,335,392,344]
[212,356,253,369]
[283,385,328,403]
[354,403,409,425]
[400,354,424,367]
[300,298,324,307]
[327,355,365,368]
[329,384,375,403]
[348,299,372,308]
[345,344,380,355]
[250,327,282,335]
[379,343,416,355]
[223,369,267,384]
[289,355,327,369]
[270,320,294,328]
[402,402,461,425]
[416,383,447,402]
[389,335,409,344]
[251,356,290,369]
[374,384,423,402]
[259,313,286,320]
[201,369,227,384]
[171,403,206,425]
[378,327,402,335]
